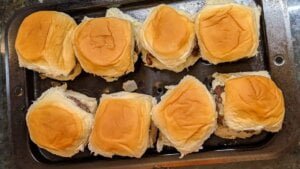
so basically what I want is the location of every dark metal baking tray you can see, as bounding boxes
[4,0,299,169]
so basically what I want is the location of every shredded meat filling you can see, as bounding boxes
[213,85,224,112]
[146,53,153,65]
[134,44,139,53]
[67,96,91,113]
[217,114,224,125]
[191,43,199,56]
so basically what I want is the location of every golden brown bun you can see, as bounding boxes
[15,11,81,81]
[88,92,156,158]
[152,75,217,157]
[26,85,97,157]
[105,8,142,44]
[224,75,285,132]
[195,3,260,64]
[105,8,142,64]
[140,5,199,72]
[73,17,136,82]
[212,71,267,139]
[211,71,284,139]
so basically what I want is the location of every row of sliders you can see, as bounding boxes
[15,3,260,81]
[26,71,285,158]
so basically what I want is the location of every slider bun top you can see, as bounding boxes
[195,3,260,64]
[224,75,285,132]
[15,11,81,80]
[140,5,195,68]
[26,85,96,157]
[73,17,135,82]
[152,75,216,157]
[89,92,156,158]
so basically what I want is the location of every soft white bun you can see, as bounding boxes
[212,71,285,139]
[139,5,200,72]
[15,11,81,81]
[106,8,142,62]
[73,9,138,82]
[106,8,141,44]
[88,92,156,158]
[152,75,217,157]
[26,85,97,157]
[195,3,260,64]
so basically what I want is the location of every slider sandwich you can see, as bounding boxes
[195,3,260,64]
[139,5,200,72]
[212,71,285,139]
[152,75,217,157]
[26,85,97,157]
[73,9,139,82]
[89,92,156,158]
[15,11,81,80]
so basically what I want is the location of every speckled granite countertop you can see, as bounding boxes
[0,0,299,169]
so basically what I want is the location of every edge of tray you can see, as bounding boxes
[4,0,299,169]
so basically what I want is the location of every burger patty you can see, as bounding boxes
[67,96,91,113]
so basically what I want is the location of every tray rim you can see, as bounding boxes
[4,0,299,169]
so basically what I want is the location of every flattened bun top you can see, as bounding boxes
[27,105,83,150]
[196,4,259,64]
[73,17,134,78]
[224,75,285,132]
[141,5,195,67]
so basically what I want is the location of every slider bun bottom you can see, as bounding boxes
[214,124,261,139]
[39,63,82,81]
[141,50,200,72]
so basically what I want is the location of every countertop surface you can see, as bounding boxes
[0,0,299,169]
